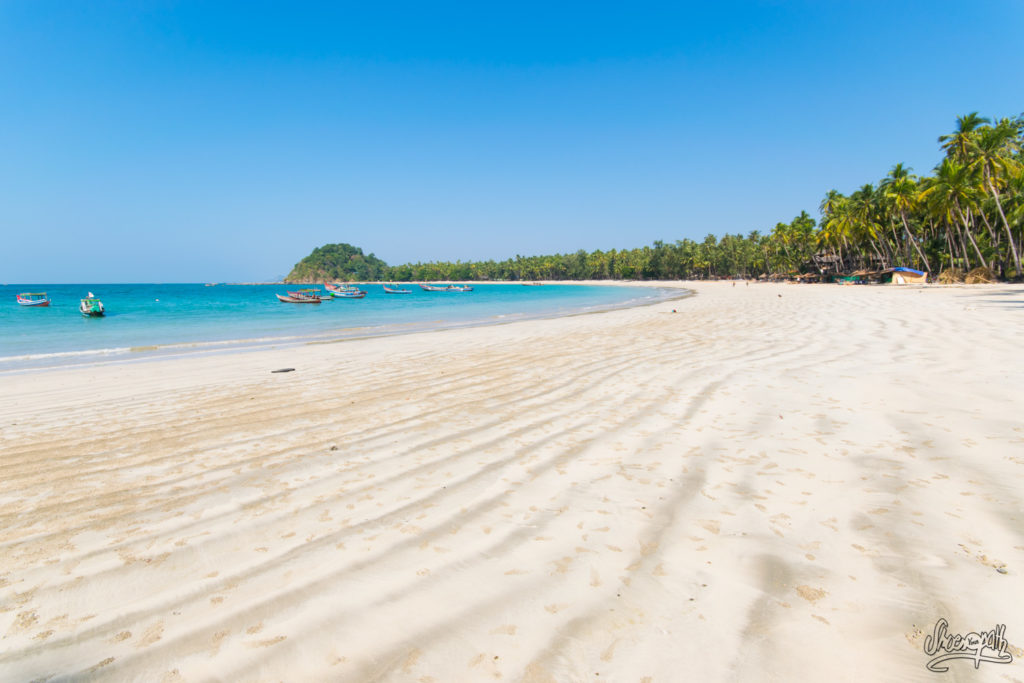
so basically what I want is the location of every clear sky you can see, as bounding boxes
[2,1,1022,283]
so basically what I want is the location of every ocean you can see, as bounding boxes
[1,283,683,370]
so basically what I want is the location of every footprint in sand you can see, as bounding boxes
[248,635,287,648]
[795,586,827,603]
[137,622,164,648]
[209,629,230,655]
[552,557,573,574]
[88,657,115,672]
[9,610,39,635]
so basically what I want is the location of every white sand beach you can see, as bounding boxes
[2,281,1023,682]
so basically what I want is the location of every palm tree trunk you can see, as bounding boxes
[977,207,1000,246]
[954,200,987,268]
[976,210,1007,278]
[868,239,886,268]
[879,235,895,268]
[985,171,1023,276]
[840,236,851,271]
[944,224,955,271]
[900,211,932,273]
[949,214,970,268]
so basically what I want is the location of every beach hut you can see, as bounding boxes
[881,267,927,284]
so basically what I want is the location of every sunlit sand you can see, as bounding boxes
[2,281,1022,681]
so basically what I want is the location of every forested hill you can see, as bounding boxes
[284,243,389,282]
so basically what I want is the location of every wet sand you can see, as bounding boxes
[1,281,1022,681]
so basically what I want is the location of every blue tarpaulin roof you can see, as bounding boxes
[888,267,926,275]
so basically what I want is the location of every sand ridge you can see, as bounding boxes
[1,281,1023,681]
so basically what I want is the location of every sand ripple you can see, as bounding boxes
[2,282,1023,681]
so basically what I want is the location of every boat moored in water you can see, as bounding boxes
[383,284,412,294]
[79,293,105,317]
[324,283,361,294]
[419,283,473,292]
[330,289,367,299]
[287,288,333,301]
[277,293,321,304]
[17,292,51,307]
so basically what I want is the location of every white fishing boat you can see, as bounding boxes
[79,292,105,317]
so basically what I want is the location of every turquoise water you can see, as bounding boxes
[0,283,683,370]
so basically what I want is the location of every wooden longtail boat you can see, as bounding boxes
[419,283,473,292]
[288,289,333,301]
[324,283,359,294]
[17,292,50,306]
[277,293,321,304]
[330,289,367,299]
[383,284,412,294]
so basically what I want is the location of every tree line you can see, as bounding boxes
[288,112,1023,283]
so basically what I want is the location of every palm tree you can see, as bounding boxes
[881,164,932,272]
[847,183,890,267]
[939,112,989,161]
[1005,165,1024,232]
[818,191,849,271]
[921,158,987,268]
[966,119,1022,275]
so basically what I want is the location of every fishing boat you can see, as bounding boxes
[448,285,473,292]
[325,283,360,294]
[330,288,367,299]
[17,292,50,307]
[383,284,412,294]
[288,288,333,301]
[277,293,321,304]
[419,283,451,292]
[79,293,105,317]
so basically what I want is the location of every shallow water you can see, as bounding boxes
[0,283,683,370]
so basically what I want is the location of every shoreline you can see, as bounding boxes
[2,281,1023,681]
[1,282,688,374]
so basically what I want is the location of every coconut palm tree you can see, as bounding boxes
[818,191,849,270]
[1005,165,1024,230]
[939,112,989,161]
[847,183,891,267]
[921,158,987,268]
[881,164,932,272]
[966,119,1023,275]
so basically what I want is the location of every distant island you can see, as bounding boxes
[285,243,389,283]
[287,112,1023,284]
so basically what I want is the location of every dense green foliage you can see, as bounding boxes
[814,112,1024,280]
[285,243,389,282]
[291,113,1024,282]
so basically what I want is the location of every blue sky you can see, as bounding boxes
[1,1,1022,282]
